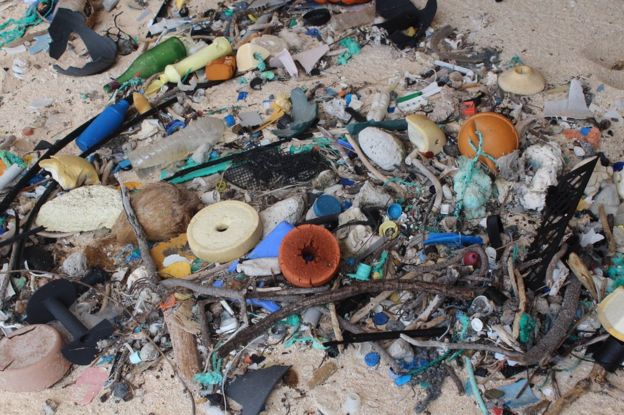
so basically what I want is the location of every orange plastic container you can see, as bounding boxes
[457,112,519,173]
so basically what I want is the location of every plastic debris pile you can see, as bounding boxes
[0,0,623,414]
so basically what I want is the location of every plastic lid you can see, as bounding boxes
[313,194,341,217]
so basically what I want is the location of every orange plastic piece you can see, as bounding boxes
[0,325,70,392]
[279,224,340,288]
[563,127,600,149]
[457,112,519,173]
[205,56,237,81]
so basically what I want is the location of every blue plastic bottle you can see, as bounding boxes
[76,100,130,152]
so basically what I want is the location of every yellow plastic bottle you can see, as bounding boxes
[146,37,232,95]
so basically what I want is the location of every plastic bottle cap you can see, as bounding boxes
[224,114,236,127]
[372,312,389,325]
[348,263,372,281]
[313,194,342,217]
[364,352,380,367]
[379,221,399,239]
[387,203,402,220]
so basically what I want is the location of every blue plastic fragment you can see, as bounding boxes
[313,194,341,217]
[395,374,412,386]
[364,352,380,367]
[424,233,483,247]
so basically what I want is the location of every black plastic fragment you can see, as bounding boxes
[49,8,117,77]
[226,365,290,415]
[376,0,437,49]
[523,157,598,291]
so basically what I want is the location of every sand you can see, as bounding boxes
[1,0,623,414]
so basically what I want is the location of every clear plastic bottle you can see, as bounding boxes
[128,117,225,169]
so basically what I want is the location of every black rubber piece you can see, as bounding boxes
[26,279,114,365]
[592,335,624,372]
[303,8,331,26]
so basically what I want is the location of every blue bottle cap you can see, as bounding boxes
[364,352,380,367]
[313,194,341,217]
[372,312,389,326]
[224,114,236,127]
[387,203,402,220]
[613,162,624,172]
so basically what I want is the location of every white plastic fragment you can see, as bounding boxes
[343,392,362,415]
[268,49,298,77]
[543,79,593,119]
[259,195,305,237]
[357,127,404,171]
[237,258,280,276]
[519,143,563,211]
[293,44,329,74]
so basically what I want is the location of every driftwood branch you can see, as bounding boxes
[213,279,476,357]
[518,275,582,366]
[163,301,201,395]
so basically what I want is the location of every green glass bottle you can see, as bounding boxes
[104,37,187,92]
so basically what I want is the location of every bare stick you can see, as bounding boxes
[328,280,344,352]
[115,175,159,286]
[405,150,443,213]
[599,204,616,256]
[512,269,527,339]
[400,334,524,360]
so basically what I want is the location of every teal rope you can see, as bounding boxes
[453,130,496,217]
[0,1,53,48]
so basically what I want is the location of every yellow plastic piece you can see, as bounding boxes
[598,286,624,341]
[132,93,152,114]
[406,114,447,154]
[146,37,232,94]
[151,233,189,269]
[39,155,100,190]
[160,261,192,279]
[498,65,545,96]
[187,200,262,263]
[175,0,185,10]
[379,221,399,239]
